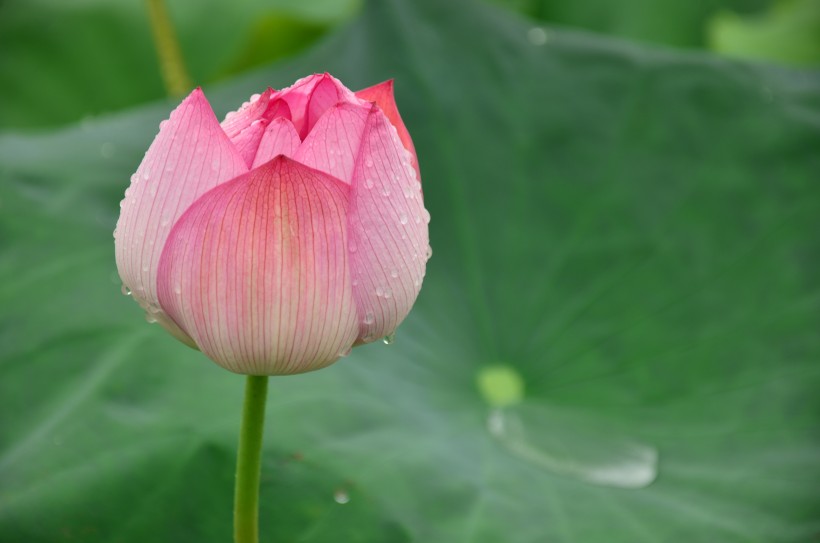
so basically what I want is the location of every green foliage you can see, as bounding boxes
[0,0,359,130]
[1,0,819,541]
[709,0,820,66]
[488,0,769,48]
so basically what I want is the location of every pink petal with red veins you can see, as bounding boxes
[221,88,289,138]
[274,73,361,139]
[231,119,269,167]
[346,107,430,344]
[252,117,302,168]
[356,80,420,182]
[115,88,249,347]
[156,157,359,375]
[293,102,372,184]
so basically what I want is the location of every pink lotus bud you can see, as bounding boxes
[115,74,430,375]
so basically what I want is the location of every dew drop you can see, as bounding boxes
[338,346,352,358]
[349,240,358,253]
[365,158,374,168]
[390,268,398,278]
[383,332,396,345]
[426,245,433,260]
[142,171,150,181]
[364,178,375,189]
[100,142,114,159]
[142,264,149,272]
[382,187,391,197]
[363,312,375,325]
[333,489,350,504]
[211,159,219,171]
[250,93,261,103]
[527,27,549,46]
[399,213,408,225]
[130,174,138,184]
[159,120,168,130]
[121,284,131,296]
[384,287,393,299]
[352,278,359,286]
[422,209,431,224]
[174,284,182,295]
[145,313,157,324]
[376,286,384,297]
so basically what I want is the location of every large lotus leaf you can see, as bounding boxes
[0,0,818,541]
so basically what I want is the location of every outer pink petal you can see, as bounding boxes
[292,102,372,184]
[252,117,302,168]
[273,73,362,139]
[356,80,420,182]
[156,156,360,375]
[346,107,431,343]
[115,88,249,346]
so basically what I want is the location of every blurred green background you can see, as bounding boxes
[1,0,819,541]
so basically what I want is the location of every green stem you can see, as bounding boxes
[145,0,193,97]
[234,375,269,543]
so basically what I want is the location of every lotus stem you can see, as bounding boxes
[145,0,193,97]
[234,375,269,543]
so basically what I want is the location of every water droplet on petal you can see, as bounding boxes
[338,346,352,358]
[145,313,157,324]
[383,332,396,345]
[352,278,359,286]
[365,158,374,168]
[364,312,375,325]
[383,287,392,299]
[390,268,398,278]
[121,284,131,296]
[426,245,433,260]
[349,240,357,253]
[250,93,261,103]
[376,286,384,297]
[399,213,408,225]
[174,284,182,295]
[364,178,375,189]
[423,209,431,224]
[382,187,391,197]
[142,171,150,180]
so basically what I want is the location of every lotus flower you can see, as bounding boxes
[115,74,430,375]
